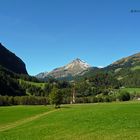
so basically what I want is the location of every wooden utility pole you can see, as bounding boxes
[71,82,76,104]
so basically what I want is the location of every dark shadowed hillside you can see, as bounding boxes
[0,43,28,74]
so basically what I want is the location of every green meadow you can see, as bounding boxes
[0,102,140,140]
[19,79,45,89]
[121,88,140,94]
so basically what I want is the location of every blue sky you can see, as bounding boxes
[0,0,140,75]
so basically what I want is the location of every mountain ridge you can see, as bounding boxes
[36,52,140,81]
[104,52,140,72]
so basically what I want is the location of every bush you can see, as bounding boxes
[117,91,130,101]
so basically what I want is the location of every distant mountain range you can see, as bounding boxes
[36,52,140,81]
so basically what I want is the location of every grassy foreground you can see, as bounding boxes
[0,102,140,140]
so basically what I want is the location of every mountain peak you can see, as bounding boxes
[66,58,91,70]
[74,58,81,61]
[36,58,91,79]
[72,58,88,64]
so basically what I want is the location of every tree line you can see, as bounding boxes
[0,90,132,106]
[0,70,134,107]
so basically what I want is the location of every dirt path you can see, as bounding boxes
[0,109,58,132]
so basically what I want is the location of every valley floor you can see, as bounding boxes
[0,102,140,140]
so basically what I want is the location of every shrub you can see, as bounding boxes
[117,91,130,101]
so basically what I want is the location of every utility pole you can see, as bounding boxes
[71,82,76,104]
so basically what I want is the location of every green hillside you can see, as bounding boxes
[19,79,45,89]
[100,53,140,88]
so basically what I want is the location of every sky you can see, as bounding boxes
[0,0,140,75]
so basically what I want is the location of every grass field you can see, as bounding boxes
[0,106,53,127]
[121,88,140,94]
[0,102,140,140]
[131,66,140,71]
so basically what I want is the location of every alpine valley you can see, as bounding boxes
[1,2,140,140]
[0,43,140,105]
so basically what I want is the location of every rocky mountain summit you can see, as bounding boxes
[36,58,91,79]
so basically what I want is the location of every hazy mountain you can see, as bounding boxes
[0,43,28,74]
[36,58,92,79]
